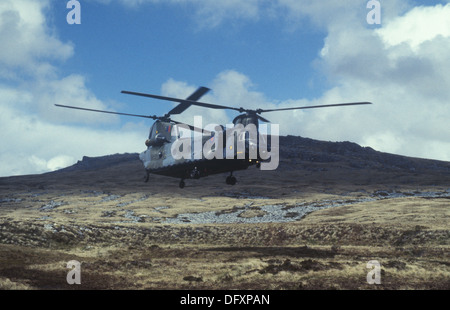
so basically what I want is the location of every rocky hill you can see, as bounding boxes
[55,135,450,174]
[57,153,139,173]
[279,135,450,172]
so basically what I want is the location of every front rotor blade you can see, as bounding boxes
[258,102,372,113]
[55,104,158,119]
[121,90,242,112]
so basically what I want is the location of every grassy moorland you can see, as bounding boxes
[0,145,449,290]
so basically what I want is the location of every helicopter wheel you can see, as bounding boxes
[226,175,237,185]
[179,179,185,189]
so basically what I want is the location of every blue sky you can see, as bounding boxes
[54,1,327,104]
[1,0,449,176]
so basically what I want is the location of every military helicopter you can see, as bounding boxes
[56,87,371,188]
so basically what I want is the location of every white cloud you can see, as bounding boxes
[211,71,265,106]
[47,155,77,171]
[34,74,121,125]
[0,0,74,79]
[0,0,146,176]
[376,4,450,50]
[0,99,145,176]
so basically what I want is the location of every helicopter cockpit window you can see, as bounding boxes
[146,121,172,146]
[148,123,156,139]
[155,122,172,140]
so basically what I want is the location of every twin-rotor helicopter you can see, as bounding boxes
[56,87,371,188]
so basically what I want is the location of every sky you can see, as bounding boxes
[0,0,449,176]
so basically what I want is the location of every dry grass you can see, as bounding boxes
[0,159,449,289]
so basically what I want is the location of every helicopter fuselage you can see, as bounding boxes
[139,120,266,185]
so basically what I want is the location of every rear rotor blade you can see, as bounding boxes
[256,114,271,123]
[258,102,372,113]
[185,86,211,102]
[121,90,243,112]
[168,86,210,115]
[55,104,159,120]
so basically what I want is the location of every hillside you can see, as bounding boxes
[54,135,450,174]
[0,135,448,290]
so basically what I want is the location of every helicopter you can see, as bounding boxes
[56,87,372,188]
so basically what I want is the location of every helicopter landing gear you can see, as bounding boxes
[190,167,200,179]
[226,173,237,185]
[179,179,185,189]
[144,170,150,183]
